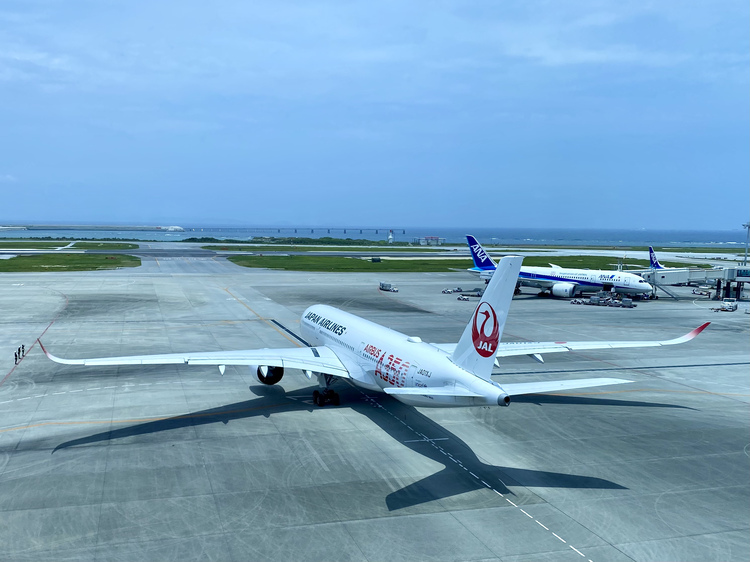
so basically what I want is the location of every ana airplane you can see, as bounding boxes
[40,256,708,408]
[467,235,653,297]
[649,246,668,270]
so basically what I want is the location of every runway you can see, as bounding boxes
[0,255,748,561]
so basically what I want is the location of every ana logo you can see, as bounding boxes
[471,302,499,357]
[471,244,490,265]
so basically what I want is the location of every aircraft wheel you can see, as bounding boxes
[312,390,322,407]
[331,392,340,406]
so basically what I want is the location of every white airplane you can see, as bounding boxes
[40,256,709,408]
[467,235,653,297]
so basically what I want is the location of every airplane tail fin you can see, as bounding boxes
[466,235,497,270]
[649,246,664,269]
[452,256,523,380]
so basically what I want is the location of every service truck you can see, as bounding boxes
[379,282,398,293]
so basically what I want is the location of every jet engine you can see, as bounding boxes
[551,282,577,298]
[497,393,510,407]
[255,365,284,385]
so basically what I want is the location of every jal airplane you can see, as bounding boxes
[40,256,707,407]
[467,235,653,297]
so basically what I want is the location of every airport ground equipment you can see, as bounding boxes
[379,282,398,292]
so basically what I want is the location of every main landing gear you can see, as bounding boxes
[313,373,340,407]
[312,389,340,407]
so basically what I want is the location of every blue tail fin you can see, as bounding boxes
[466,235,497,271]
[649,246,664,269]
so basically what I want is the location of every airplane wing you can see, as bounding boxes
[37,340,350,378]
[517,277,555,290]
[432,323,709,362]
[494,322,709,359]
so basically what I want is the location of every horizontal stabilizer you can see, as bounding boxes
[500,377,631,396]
[384,386,483,398]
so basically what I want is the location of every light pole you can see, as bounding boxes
[744,222,749,265]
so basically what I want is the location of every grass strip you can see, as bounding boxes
[228,255,474,272]
[0,241,66,249]
[205,245,445,253]
[0,254,141,272]
[72,242,139,250]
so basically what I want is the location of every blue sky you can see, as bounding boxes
[0,1,747,229]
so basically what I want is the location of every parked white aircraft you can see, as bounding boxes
[467,235,653,297]
[40,256,708,407]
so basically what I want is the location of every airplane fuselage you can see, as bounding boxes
[518,266,652,295]
[472,266,651,295]
[300,304,507,407]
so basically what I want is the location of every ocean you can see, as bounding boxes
[0,225,745,247]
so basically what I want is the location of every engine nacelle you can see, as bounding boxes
[551,282,578,298]
[256,365,284,385]
[497,393,510,407]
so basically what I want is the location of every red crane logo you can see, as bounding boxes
[471,302,499,358]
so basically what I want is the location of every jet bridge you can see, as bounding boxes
[641,267,723,287]
[640,266,747,301]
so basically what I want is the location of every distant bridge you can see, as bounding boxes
[184,228,408,236]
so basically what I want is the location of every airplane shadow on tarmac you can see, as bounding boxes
[51,381,688,510]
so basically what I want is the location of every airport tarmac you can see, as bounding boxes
[0,255,748,562]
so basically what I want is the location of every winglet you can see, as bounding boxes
[664,322,710,345]
[37,338,51,358]
[37,339,83,365]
